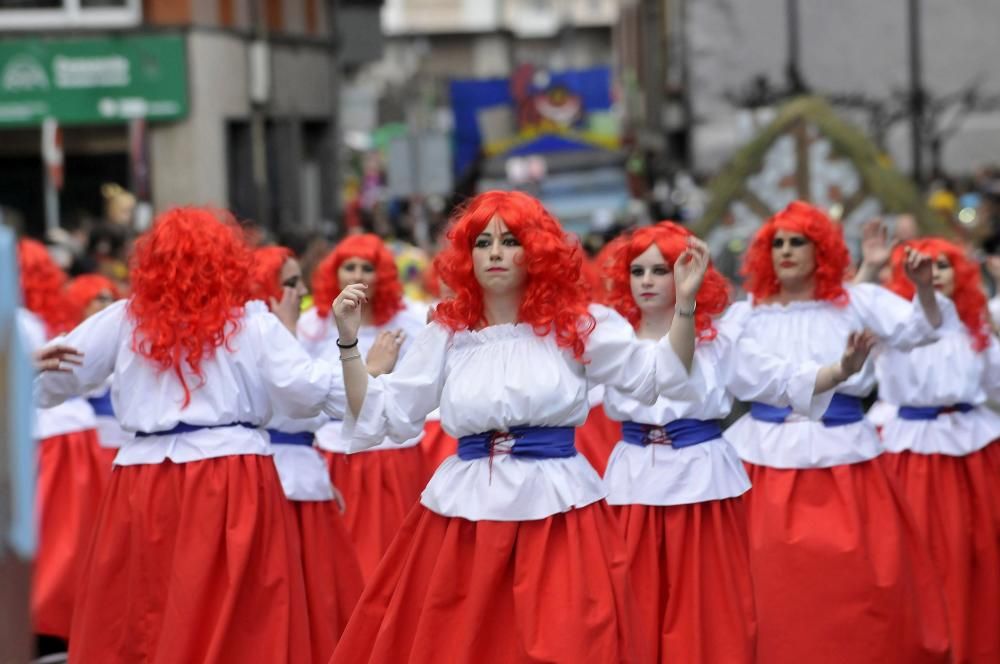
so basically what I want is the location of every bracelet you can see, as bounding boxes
[336,337,359,349]
[676,303,697,318]
[339,351,362,362]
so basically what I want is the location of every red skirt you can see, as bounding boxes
[322,447,426,580]
[32,428,111,638]
[612,499,757,664]
[881,443,1000,664]
[291,499,365,664]
[68,455,311,664]
[330,501,649,664]
[574,404,622,476]
[742,459,951,664]
[418,420,456,484]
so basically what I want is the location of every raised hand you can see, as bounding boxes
[860,219,891,270]
[839,330,877,379]
[366,330,405,377]
[34,345,84,373]
[333,283,368,344]
[904,245,934,289]
[673,236,710,308]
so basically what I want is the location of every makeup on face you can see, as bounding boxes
[629,244,676,311]
[472,216,526,292]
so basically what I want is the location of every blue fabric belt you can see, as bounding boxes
[897,403,974,420]
[457,426,577,461]
[135,421,257,438]
[750,393,864,427]
[87,390,115,418]
[621,418,722,448]
[266,429,315,446]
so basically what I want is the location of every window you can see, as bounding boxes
[0,0,140,30]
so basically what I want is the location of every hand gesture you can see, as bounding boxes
[269,286,301,335]
[34,345,84,373]
[366,330,405,377]
[673,236,710,308]
[903,245,933,289]
[332,283,367,343]
[838,330,877,379]
[859,219,892,269]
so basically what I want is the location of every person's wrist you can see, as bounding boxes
[675,298,697,317]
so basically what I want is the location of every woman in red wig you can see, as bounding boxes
[722,201,951,664]
[297,233,427,580]
[874,238,1000,664]
[327,190,710,664]
[17,240,105,649]
[34,208,349,664]
[600,221,877,662]
[601,222,754,662]
[66,273,125,467]
[250,245,364,664]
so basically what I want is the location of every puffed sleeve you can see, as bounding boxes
[981,335,1000,402]
[848,283,954,350]
[656,300,747,402]
[33,299,126,408]
[249,303,346,420]
[582,304,688,404]
[724,302,832,418]
[341,322,450,450]
[295,307,333,359]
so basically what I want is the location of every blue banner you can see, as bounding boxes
[450,65,619,176]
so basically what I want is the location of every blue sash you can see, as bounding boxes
[266,429,315,446]
[457,426,576,461]
[135,421,257,438]
[897,403,974,420]
[750,393,863,427]
[86,390,115,418]
[621,418,722,449]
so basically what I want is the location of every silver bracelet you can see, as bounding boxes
[676,303,697,318]
[339,351,362,362]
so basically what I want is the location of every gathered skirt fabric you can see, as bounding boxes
[322,447,426,580]
[68,455,311,664]
[881,442,1000,664]
[330,501,649,664]
[291,499,365,664]
[742,458,951,664]
[574,404,621,476]
[611,499,757,664]
[32,428,111,638]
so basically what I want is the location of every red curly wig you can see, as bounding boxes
[128,208,252,407]
[605,222,730,341]
[17,238,74,338]
[66,274,119,323]
[249,246,294,307]
[741,201,851,306]
[885,238,990,351]
[433,190,595,360]
[311,234,403,326]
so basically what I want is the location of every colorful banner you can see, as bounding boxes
[450,65,619,176]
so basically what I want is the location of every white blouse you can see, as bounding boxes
[18,308,97,439]
[989,296,1000,328]
[34,300,346,466]
[602,306,755,506]
[298,304,426,453]
[723,284,950,469]
[874,318,1000,456]
[343,304,689,521]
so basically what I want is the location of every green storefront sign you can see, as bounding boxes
[0,34,188,127]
